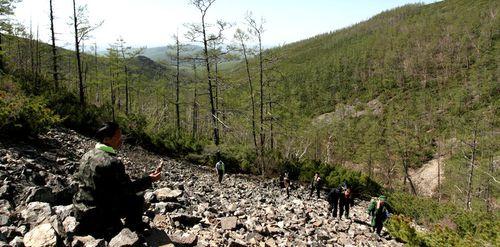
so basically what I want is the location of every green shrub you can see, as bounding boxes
[46,92,107,135]
[0,86,60,136]
[386,215,424,246]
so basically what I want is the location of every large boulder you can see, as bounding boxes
[154,188,183,202]
[20,202,53,227]
[23,223,58,247]
[109,228,140,247]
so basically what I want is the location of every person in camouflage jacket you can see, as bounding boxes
[73,122,161,239]
[366,195,390,236]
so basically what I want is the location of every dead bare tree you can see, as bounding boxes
[186,0,228,146]
[71,0,102,106]
[234,28,258,150]
[49,0,59,90]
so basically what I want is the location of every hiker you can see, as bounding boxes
[327,187,340,218]
[309,173,322,199]
[73,122,162,239]
[367,195,390,236]
[215,158,225,183]
[283,172,290,198]
[339,187,354,219]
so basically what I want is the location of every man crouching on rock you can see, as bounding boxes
[72,122,161,239]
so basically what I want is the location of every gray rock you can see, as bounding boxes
[154,188,183,202]
[220,217,238,230]
[109,228,139,247]
[63,216,78,234]
[71,235,106,247]
[23,223,58,247]
[169,232,197,246]
[52,205,75,221]
[9,236,24,247]
[0,215,9,226]
[144,191,156,203]
[20,202,53,227]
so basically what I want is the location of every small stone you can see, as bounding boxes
[220,217,238,230]
[63,216,78,234]
[9,236,24,247]
[72,235,106,247]
[52,205,75,221]
[23,223,58,247]
[144,192,156,203]
[109,228,139,247]
[169,232,197,246]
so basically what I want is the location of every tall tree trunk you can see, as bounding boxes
[258,35,264,156]
[241,41,257,150]
[175,36,181,136]
[0,32,4,73]
[35,27,41,93]
[49,0,59,90]
[465,126,478,211]
[201,14,219,146]
[192,88,198,140]
[73,0,85,106]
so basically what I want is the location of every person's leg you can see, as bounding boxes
[124,195,147,232]
[218,171,223,183]
[316,187,321,198]
[332,199,338,218]
[286,186,290,198]
[375,219,383,235]
[344,203,350,218]
[339,201,344,219]
[310,186,314,198]
[75,207,121,240]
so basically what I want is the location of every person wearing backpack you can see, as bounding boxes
[366,195,390,236]
[215,159,225,183]
[309,173,323,199]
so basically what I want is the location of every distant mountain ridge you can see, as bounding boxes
[141,44,203,62]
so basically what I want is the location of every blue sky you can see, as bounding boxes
[14,0,439,49]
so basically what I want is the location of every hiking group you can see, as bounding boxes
[71,122,391,241]
[281,172,391,237]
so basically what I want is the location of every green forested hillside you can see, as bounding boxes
[223,0,498,202]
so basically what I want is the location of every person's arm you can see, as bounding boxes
[367,200,375,215]
[97,158,152,195]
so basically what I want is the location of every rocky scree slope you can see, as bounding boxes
[0,128,403,246]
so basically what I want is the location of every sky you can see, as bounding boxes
[13,0,439,50]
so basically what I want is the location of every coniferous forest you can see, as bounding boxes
[0,0,498,245]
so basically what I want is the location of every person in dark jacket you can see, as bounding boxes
[339,188,354,219]
[73,122,162,239]
[327,187,340,217]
